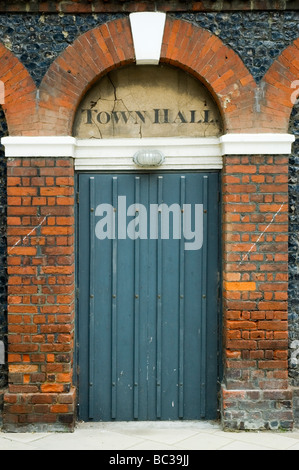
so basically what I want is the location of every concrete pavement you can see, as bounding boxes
[1,420,299,450]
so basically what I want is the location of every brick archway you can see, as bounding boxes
[159,17,258,133]
[38,17,135,137]
[36,16,258,136]
[2,17,299,137]
[0,44,36,136]
[262,37,299,133]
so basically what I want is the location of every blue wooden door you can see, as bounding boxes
[77,172,220,421]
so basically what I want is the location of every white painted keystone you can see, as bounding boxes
[129,12,166,65]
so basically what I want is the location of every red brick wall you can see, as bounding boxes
[222,155,289,391]
[3,157,75,430]
[221,154,291,429]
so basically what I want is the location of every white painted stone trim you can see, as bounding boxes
[1,136,223,170]
[129,12,166,65]
[220,133,295,155]
[2,136,76,158]
[1,134,295,171]
[75,138,222,171]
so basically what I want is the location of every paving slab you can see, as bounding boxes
[0,421,299,451]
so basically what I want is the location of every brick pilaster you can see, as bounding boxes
[221,154,293,430]
[3,157,76,431]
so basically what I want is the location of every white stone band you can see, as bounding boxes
[1,134,295,171]
[219,133,295,155]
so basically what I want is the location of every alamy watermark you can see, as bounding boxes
[94,196,203,251]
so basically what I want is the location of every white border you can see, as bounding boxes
[1,134,295,171]
[129,12,166,65]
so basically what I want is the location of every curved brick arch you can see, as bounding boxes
[38,17,135,136]
[0,44,36,136]
[37,16,259,136]
[262,38,299,133]
[1,17,296,137]
[160,17,257,133]
[13,16,296,137]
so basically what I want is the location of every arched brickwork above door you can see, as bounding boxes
[0,44,36,137]
[262,37,299,133]
[159,17,257,134]
[37,17,136,137]
[38,16,258,136]
[1,16,299,136]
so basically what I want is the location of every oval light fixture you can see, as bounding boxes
[133,149,165,167]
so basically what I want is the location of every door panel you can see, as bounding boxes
[77,172,220,421]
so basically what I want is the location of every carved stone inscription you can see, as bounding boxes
[74,65,222,139]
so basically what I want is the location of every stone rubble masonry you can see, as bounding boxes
[293,388,299,428]
[0,11,298,88]
[221,387,294,431]
[3,157,75,431]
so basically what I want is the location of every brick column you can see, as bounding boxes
[3,157,76,432]
[221,154,293,430]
